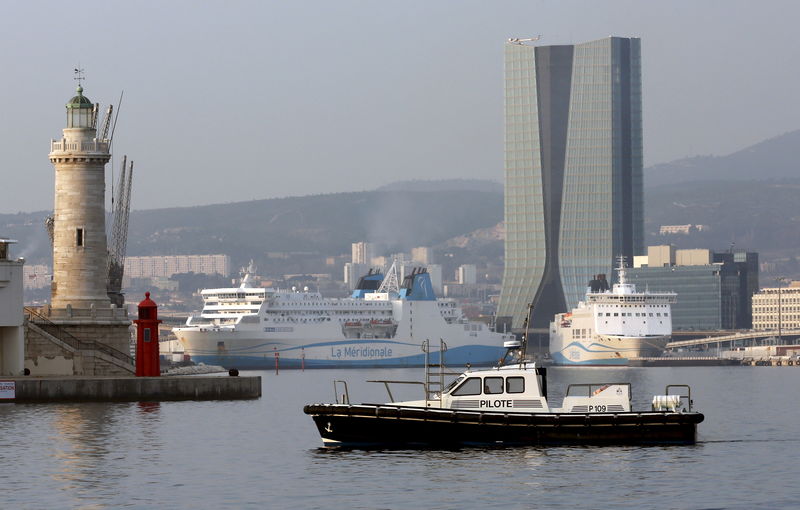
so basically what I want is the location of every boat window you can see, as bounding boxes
[566,385,591,397]
[451,377,481,396]
[484,377,504,395]
[444,375,465,394]
[506,377,525,394]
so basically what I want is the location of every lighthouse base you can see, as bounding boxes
[24,306,133,376]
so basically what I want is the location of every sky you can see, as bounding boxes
[1,1,798,213]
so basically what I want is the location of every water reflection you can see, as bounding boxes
[137,401,161,414]
[42,402,165,507]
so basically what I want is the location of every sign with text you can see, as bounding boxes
[0,381,16,399]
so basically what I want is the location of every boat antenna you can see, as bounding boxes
[522,302,533,361]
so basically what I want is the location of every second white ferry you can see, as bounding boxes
[173,262,513,368]
[549,259,677,365]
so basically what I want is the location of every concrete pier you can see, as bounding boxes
[0,375,261,402]
[628,357,741,367]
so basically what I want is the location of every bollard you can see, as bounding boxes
[301,347,305,372]
[274,347,280,375]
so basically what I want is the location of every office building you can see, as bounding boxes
[125,254,231,279]
[498,36,644,330]
[351,242,375,265]
[411,247,434,265]
[457,264,478,285]
[627,263,739,330]
[713,251,759,329]
[752,282,800,331]
[647,245,676,267]
[626,247,758,330]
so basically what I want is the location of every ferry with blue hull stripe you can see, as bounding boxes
[549,258,677,366]
[190,345,506,369]
[173,262,513,369]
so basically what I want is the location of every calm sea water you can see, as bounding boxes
[1,366,798,509]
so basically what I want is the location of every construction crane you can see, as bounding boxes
[507,36,542,45]
[99,104,113,141]
[107,155,134,307]
[44,215,54,244]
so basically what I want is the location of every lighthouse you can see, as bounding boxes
[23,77,134,376]
[48,83,111,309]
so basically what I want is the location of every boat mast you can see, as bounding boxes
[616,254,628,285]
[521,301,534,361]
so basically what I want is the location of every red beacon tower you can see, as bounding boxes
[134,292,162,376]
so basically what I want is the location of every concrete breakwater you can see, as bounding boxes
[1,375,261,402]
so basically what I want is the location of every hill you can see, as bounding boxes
[645,130,800,187]
[126,189,502,262]
[377,179,503,193]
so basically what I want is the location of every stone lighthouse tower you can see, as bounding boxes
[23,80,134,376]
[49,84,111,309]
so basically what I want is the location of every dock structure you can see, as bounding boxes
[628,357,741,367]
[0,375,261,403]
[665,330,800,351]
[0,239,24,376]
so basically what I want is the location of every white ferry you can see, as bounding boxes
[549,259,677,365]
[173,262,513,368]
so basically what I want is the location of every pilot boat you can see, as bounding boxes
[304,341,704,447]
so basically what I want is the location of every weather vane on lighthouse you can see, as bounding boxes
[74,67,85,86]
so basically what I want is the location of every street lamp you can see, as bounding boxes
[776,277,789,344]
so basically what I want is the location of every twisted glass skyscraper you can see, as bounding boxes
[497,37,644,331]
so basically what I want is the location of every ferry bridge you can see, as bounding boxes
[665,330,800,351]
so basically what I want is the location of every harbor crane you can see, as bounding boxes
[107,155,134,307]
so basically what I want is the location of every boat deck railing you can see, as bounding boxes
[367,380,427,403]
[665,384,693,411]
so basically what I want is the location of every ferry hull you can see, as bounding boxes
[304,404,703,447]
[178,332,505,369]
[550,335,670,366]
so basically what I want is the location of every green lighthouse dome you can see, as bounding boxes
[65,85,94,128]
[67,85,93,109]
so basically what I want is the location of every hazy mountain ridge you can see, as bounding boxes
[127,189,503,263]
[645,129,800,187]
[376,179,503,193]
[644,178,800,249]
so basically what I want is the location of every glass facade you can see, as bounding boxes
[625,264,740,331]
[713,251,759,328]
[498,37,643,330]
[500,42,545,330]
